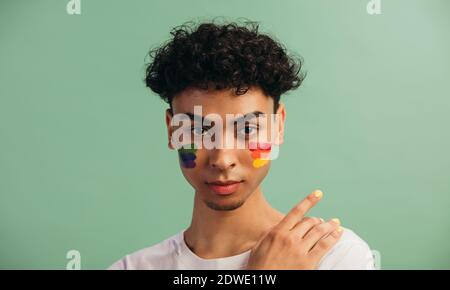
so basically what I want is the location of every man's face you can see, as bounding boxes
[165,86,285,211]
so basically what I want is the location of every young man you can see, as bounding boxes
[109,21,375,270]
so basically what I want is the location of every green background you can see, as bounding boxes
[1,0,449,269]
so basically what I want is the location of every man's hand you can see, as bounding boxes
[246,190,343,270]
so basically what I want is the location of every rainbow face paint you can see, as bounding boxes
[178,144,198,169]
[249,142,272,168]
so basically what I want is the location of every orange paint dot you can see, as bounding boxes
[249,142,272,168]
[253,159,269,168]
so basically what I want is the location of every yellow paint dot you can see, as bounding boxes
[253,159,269,168]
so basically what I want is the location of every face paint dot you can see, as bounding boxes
[183,160,196,168]
[249,142,273,168]
[178,144,198,169]
[249,142,271,151]
[179,148,196,154]
[258,143,272,150]
[179,152,196,162]
[253,159,269,168]
[251,151,262,159]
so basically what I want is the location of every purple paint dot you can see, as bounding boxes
[182,160,196,168]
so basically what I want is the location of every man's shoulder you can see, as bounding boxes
[318,227,376,270]
[108,232,182,270]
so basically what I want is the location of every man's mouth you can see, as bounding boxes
[205,180,244,196]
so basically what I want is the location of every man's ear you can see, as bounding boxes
[165,108,175,150]
[274,102,286,145]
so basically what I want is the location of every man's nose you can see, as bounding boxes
[208,149,237,171]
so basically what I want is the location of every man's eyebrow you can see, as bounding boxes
[182,111,266,124]
[233,111,266,124]
[184,112,204,123]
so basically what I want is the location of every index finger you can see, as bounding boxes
[275,189,323,231]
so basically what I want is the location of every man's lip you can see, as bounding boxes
[206,181,243,195]
[206,180,243,185]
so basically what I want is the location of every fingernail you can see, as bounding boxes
[313,190,323,199]
[319,218,325,223]
[337,226,343,233]
[331,218,341,225]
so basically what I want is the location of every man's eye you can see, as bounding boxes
[238,126,258,136]
[192,127,209,136]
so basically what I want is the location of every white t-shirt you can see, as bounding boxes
[108,227,375,270]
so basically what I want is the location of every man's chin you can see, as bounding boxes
[204,199,246,211]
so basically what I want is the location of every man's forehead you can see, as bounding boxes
[171,86,274,115]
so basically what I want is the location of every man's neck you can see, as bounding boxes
[183,187,285,259]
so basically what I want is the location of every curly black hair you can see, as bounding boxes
[144,20,305,111]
